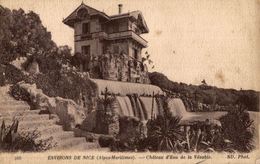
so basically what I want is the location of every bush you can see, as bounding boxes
[219,106,255,152]
[10,84,36,109]
[0,120,55,152]
[33,69,97,103]
[149,72,259,112]
[98,135,115,147]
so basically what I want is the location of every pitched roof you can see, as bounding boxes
[63,3,109,27]
[63,3,149,33]
[110,11,149,33]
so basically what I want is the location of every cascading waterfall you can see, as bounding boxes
[167,98,190,118]
[116,96,130,116]
[113,96,189,121]
[123,97,134,117]
[139,97,160,119]
[135,97,146,121]
[127,95,139,118]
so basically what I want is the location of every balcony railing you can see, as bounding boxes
[75,30,148,47]
[107,31,148,47]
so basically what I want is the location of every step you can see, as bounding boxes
[1,120,56,131]
[0,114,50,122]
[39,131,75,142]
[67,142,100,151]
[0,104,30,111]
[17,120,57,131]
[0,100,28,106]
[22,124,64,135]
[0,109,41,117]
[54,137,87,150]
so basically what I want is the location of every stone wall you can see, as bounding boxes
[97,52,150,83]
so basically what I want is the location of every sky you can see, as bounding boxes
[1,0,260,91]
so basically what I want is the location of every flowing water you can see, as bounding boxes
[167,98,190,118]
[114,96,165,120]
[115,96,193,120]
[92,79,163,96]
[114,96,228,124]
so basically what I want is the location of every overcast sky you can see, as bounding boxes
[1,0,259,91]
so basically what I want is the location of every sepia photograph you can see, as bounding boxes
[0,0,259,163]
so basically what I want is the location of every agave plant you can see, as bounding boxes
[182,119,236,153]
[0,119,54,152]
[146,115,183,152]
[0,119,19,151]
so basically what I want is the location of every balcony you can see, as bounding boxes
[107,31,148,47]
[75,31,148,47]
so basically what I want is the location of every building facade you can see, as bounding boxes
[63,3,150,83]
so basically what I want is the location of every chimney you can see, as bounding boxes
[118,4,123,14]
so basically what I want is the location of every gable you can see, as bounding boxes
[63,3,109,28]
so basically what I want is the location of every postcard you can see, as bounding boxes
[0,0,259,163]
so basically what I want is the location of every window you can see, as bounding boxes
[133,48,138,60]
[82,45,90,56]
[82,22,90,34]
[77,8,88,19]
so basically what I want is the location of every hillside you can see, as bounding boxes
[0,6,97,104]
[149,72,259,112]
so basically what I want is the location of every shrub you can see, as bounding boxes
[10,84,36,109]
[146,115,183,152]
[33,69,97,103]
[0,120,55,152]
[98,135,115,147]
[219,106,255,152]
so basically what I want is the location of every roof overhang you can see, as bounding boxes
[63,4,149,34]
[63,3,110,28]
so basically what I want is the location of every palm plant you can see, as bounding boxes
[147,115,183,152]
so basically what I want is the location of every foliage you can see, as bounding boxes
[0,64,33,86]
[33,69,97,103]
[111,116,144,152]
[10,84,30,101]
[146,115,183,152]
[0,6,74,75]
[182,120,234,153]
[95,88,117,134]
[111,96,254,153]
[10,84,36,109]
[149,72,259,112]
[0,120,54,152]
[219,106,255,152]
[0,6,57,64]
[98,135,115,147]
[142,51,155,69]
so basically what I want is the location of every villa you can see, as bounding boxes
[63,3,150,83]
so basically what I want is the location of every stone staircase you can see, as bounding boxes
[0,85,101,151]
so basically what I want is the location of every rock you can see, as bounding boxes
[54,97,86,130]
[27,60,40,74]
[18,82,86,130]
[80,110,96,131]
[10,57,27,70]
